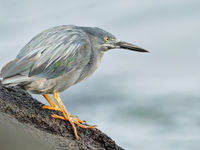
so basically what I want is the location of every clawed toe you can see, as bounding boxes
[51,114,96,129]
[42,105,61,111]
[70,115,85,124]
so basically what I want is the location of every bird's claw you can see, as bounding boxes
[42,105,61,111]
[51,114,95,129]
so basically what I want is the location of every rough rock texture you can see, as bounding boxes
[0,84,124,150]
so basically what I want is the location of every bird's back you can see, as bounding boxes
[16,25,84,59]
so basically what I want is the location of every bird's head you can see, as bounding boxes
[81,27,149,53]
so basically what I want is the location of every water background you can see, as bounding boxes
[1,0,200,149]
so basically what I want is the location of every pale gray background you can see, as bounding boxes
[1,0,200,149]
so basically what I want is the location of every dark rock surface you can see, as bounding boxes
[0,84,124,150]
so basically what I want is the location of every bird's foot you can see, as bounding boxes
[42,105,86,125]
[70,114,85,124]
[51,91,96,140]
[43,91,96,140]
[42,105,61,111]
[51,114,96,129]
[42,94,61,111]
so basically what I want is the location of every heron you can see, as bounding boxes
[0,25,148,140]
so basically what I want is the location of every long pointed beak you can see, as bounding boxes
[116,41,149,52]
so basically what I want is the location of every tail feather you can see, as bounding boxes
[1,59,17,78]
[1,75,32,86]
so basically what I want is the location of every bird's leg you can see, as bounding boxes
[42,94,87,123]
[42,94,61,111]
[52,91,79,140]
[51,91,95,140]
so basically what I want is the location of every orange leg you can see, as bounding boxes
[51,91,95,140]
[42,94,61,111]
[53,91,79,140]
[42,94,85,124]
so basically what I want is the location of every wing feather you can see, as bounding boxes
[2,25,91,79]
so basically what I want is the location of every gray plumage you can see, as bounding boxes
[1,25,148,94]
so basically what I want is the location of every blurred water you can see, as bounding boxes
[1,0,200,149]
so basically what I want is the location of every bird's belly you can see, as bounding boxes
[25,69,82,94]
[54,69,82,92]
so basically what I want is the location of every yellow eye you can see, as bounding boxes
[104,37,109,42]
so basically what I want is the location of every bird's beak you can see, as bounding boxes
[116,41,149,52]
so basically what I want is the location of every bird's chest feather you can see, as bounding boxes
[75,51,104,83]
[91,51,104,71]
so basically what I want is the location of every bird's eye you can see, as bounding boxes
[104,37,109,42]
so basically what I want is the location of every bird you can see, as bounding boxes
[0,25,148,140]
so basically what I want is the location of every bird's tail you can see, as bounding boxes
[0,58,34,87]
[1,75,31,87]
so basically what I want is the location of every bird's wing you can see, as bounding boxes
[1,53,40,78]
[1,26,91,79]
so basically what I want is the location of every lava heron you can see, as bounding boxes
[1,25,148,140]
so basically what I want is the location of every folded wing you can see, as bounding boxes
[1,25,90,79]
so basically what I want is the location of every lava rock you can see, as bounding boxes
[0,83,124,150]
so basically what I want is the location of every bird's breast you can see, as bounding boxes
[95,52,104,69]
[86,51,104,76]
[74,51,104,84]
